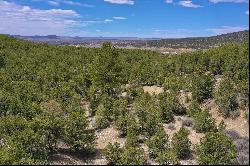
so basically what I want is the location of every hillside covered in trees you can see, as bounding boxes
[140,30,249,49]
[0,35,249,165]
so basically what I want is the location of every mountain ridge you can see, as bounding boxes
[5,30,249,49]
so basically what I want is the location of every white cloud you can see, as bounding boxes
[165,0,173,3]
[0,0,97,36]
[104,0,134,5]
[207,26,249,35]
[104,19,113,22]
[246,10,249,15]
[113,16,127,20]
[84,19,114,24]
[209,0,249,3]
[178,1,203,8]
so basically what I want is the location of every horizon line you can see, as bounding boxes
[3,30,249,40]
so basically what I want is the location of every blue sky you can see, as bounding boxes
[0,0,249,38]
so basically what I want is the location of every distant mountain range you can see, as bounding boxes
[8,30,249,49]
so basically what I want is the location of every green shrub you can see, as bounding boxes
[94,104,110,129]
[157,93,174,123]
[218,120,226,132]
[156,151,179,165]
[134,94,161,137]
[172,127,191,159]
[104,143,147,165]
[31,112,64,152]
[112,99,128,120]
[0,128,48,165]
[125,128,139,147]
[187,100,202,117]
[139,107,161,137]
[193,109,217,133]
[214,78,239,118]
[115,113,139,136]
[0,90,42,119]
[0,115,28,136]
[0,145,37,165]
[0,52,5,68]
[103,142,123,165]
[196,132,237,165]
[192,74,214,103]
[146,127,170,159]
[158,92,187,116]
[63,111,95,152]
[118,146,147,165]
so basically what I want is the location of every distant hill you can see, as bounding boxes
[139,30,249,49]
[8,30,249,49]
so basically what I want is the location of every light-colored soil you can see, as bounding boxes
[180,158,198,165]
[95,126,126,149]
[202,99,249,138]
[214,74,223,89]
[201,75,249,138]
[143,86,164,95]
[163,116,204,145]
[179,90,192,108]
[51,154,82,165]
[52,125,126,165]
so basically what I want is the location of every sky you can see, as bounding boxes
[0,0,249,38]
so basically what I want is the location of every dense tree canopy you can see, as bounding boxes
[0,35,248,165]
